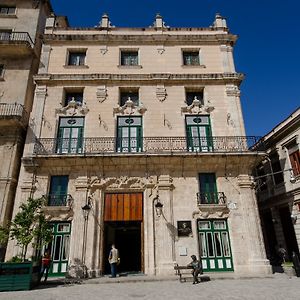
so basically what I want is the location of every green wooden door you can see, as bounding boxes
[198,219,233,272]
[186,115,213,152]
[199,173,218,204]
[57,117,84,154]
[48,176,68,206]
[117,116,142,152]
[47,222,71,277]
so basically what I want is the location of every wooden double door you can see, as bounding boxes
[103,193,143,274]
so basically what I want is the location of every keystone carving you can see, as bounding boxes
[181,97,214,114]
[55,98,89,116]
[113,98,147,115]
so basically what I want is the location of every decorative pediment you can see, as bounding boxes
[181,97,214,114]
[113,98,147,115]
[55,99,89,116]
[156,85,167,102]
[192,204,230,219]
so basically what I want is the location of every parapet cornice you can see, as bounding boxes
[34,72,244,85]
[43,33,237,45]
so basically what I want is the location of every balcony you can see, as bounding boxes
[43,194,73,207]
[0,103,29,127]
[0,32,34,56]
[197,192,226,205]
[33,136,263,156]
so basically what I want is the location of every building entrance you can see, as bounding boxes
[103,193,143,274]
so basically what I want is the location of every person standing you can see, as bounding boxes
[188,255,203,284]
[108,244,120,278]
[40,251,51,282]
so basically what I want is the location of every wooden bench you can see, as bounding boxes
[174,264,210,283]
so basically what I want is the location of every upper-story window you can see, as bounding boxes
[64,90,83,106]
[0,6,16,15]
[270,152,284,185]
[68,51,86,66]
[183,51,200,66]
[287,141,300,176]
[186,90,204,106]
[120,89,139,106]
[121,50,139,66]
[0,65,4,79]
[0,29,12,40]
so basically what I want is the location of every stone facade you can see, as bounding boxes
[0,0,52,259]
[255,108,300,262]
[7,12,271,277]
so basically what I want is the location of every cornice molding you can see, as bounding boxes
[43,33,237,45]
[34,72,244,85]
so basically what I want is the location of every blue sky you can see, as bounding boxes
[51,0,300,136]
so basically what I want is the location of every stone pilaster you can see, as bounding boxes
[235,175,271,275]
[39,45,52,74]
[155,175,175,275]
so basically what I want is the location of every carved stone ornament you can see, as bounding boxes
[113,98,147,115]
[156,85,167,102]
[192,204,230,219]
[55,98,89,116]
[100,46,108,55]
[157,45,165,54]
[226,84,241,97]
[96,86,107,102]
[43,207,74,222]
[181,97,215,114]
[90,176,156,192]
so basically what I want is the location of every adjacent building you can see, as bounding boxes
[7,12,271,277]
[255,108,300,262]
[0,0,52,259]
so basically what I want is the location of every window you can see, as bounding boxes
[256,163,267,191]
[0,65,4,79]
[287,142,300,176]
[120,90,139,106]
[117,116,142,153]
[0,7,16,15]
[68,51,86,66]
[186,115,213,152]
[186,91,203,106]
[121,51,138,66]
[0,29,12,41]
[183,51,200,65]
[199,173,218,204]
[270,153,284,185]
[64,91,83,106]
[48,176,69,206]
[56,117,84,154]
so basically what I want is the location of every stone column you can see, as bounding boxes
[236,175,271,275]
[155,175,175,275]
[68,176,89,278]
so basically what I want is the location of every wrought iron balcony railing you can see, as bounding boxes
[0,103,29,125]
[33,136,263,156]
[197,192,227,205]
[0,32,34,47]
[43,194,73,207]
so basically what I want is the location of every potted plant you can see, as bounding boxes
[0,197,52,291]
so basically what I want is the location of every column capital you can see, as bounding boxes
[75,176,90,191]
[238,175,255,189]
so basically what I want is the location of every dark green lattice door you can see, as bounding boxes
[198,219,233,272]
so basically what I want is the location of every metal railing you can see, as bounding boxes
[0,103,29,125]
[197,192,227,205]
[33,136,263,156]
[43,194,73,207]
[0,31,34,47]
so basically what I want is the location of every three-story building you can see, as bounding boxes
[7,12,270,277]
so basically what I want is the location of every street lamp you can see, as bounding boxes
[154,196,163,217]
[82,202,91,219]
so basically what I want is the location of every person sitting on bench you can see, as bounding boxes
[187,255,203,284]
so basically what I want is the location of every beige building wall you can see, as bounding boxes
[8,13,270,277]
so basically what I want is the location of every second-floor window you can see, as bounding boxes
[270,152,284,185]
[68,51,86,66]
[64,91,83,106]
[186,115,212,152]
[121,51,138,66]
[117,116,142,153]
[56,117,84,154]
[287,142,300,176]
[48,176,69,206]
[120,90,139,106]
[0,7,16,15]
[186,91,203,106]
[183,51,200,66]
[0,29,12,40]
[199,173,218,204]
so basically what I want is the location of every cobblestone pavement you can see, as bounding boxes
[0,274,299,300]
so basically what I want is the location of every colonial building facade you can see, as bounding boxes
[7,12,271,277]
[255,108,300,262]
[0,0,52,259]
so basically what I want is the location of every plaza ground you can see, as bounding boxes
[0,274,299,300]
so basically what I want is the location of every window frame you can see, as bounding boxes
[185,89,204,106]
[66,49,87,67]
[182,49,201,66]
[63,88,84,106]
[119,88,139,106]
[0,6,16,16]
[120,49,140,66]
[0,64,4,79]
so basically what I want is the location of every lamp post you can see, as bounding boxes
[81,201,91,272]
[154,196,163,217]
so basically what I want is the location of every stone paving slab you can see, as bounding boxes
[0,273,299,300]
